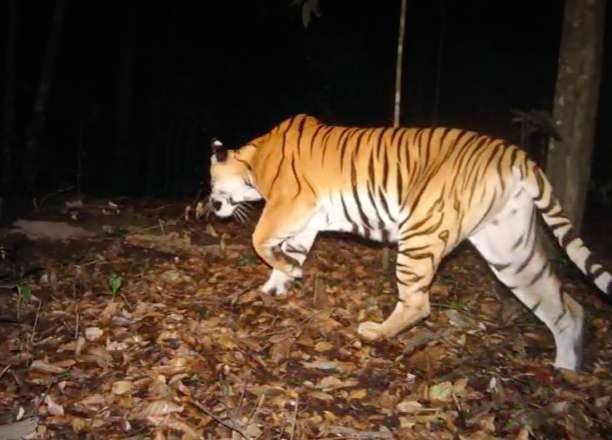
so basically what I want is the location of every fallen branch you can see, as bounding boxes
[401,328,454,356]
[0,364,10,380]
[289,394,299,440]
[323,425,395,439]
[189,399,255,440]
[30,300,43,344]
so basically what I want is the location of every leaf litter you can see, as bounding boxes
[0,199,610,439]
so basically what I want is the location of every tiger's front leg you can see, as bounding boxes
[252,201,318,296]
[358,239,441,341]
[259,228,318,295]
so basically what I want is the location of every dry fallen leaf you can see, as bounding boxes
[138,400,184,419]
[30,360,66,374]
[44,395,64,416]
[429,381,454,403]
[112,380,134,396]
[85,327,104,341]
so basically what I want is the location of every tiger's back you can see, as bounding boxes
[208,114,611,371]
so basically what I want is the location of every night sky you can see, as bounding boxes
[4,1,611,198]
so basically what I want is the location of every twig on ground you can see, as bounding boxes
[120,292,133,311]
[189,399,254,440]
[30,300,43,344]
[246,393,265,428]
[290,394,299,440]
[74,303,79,340]
[0,364,10,380]
[229,282,261,306]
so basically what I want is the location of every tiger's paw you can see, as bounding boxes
[287,266,303,279]
[260,269,294,296]
[357,321,386,342]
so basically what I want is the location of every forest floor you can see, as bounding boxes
[0,196,610,440]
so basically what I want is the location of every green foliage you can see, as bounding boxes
[108,274,123,297]
[16,283,32,320]
[290,0,321,28]
[17,283,32,303]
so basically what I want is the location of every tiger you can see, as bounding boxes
[208,113,611,371]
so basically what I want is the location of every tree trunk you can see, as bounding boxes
[383,0,408,271]
[392,0,407,127]
[546,0,605,231]
[23,0,67,194]
[2,0,18,196]
[432,0,445,124]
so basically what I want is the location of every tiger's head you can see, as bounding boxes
[208,138,262,220]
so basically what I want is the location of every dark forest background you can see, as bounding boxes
[1,1,611,210]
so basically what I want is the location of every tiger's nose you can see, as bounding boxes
[212,200,222,211]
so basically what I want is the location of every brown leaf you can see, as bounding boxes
[112,380,134,396]
[30,360,66,374]
[44,395,64,416]
[269,337,293,363]
[137,400,183,419]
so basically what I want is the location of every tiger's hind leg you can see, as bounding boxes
[469,190,584,371]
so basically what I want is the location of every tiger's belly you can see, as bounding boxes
[308,209,399,243]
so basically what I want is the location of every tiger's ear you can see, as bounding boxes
[210,138,228,163]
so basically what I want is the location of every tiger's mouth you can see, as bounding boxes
[209,197,251,222]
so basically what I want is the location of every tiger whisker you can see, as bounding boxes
[235,211,247,223]
[233,204,249,223]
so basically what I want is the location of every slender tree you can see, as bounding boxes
[23,0,67,194]
[393,0,407,128]
[546,0,605,231]
[382,0,408,271]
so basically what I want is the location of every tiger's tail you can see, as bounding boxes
[526,164,612,296]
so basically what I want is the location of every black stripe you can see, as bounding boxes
[534,168,546,203]
[366,183,385,227]
[339,128,356,172]
[234,157,253,172]
[530,299,542,313]
[324,127,349,167]
[382,143,390,191]
[554,309,567,325]
[340,193,353,224]
[375,127,387,159]
[560,227,578,249]
[302,174,317,198]
[515,240,537,274]
[491,262,510,271]
[470,188,497,233]
[495,143,509,193]
[290,156,302,200]
[438,230,450,248]
[396,160,404,208]
[390,127,404,146]
[401,213,445,241]
[526,261,550,287]
[524,207,537,245]
[539,193,557,214]
[549,220,571,232]
[269,115,297,189]
[295,116,309,156]
[511,234,524,250]
[378,188,396,222]
[351,156,373,230]
[308,124,326,158]
[398,244,431,254]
